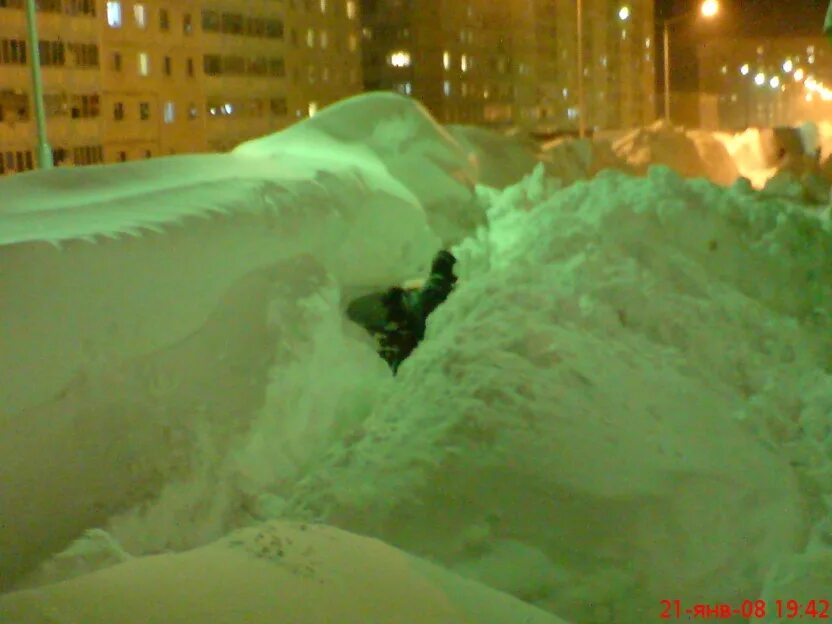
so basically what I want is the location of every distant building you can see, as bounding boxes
[0,0,363,175]
[359,0,656,132]
[698,36,832,130]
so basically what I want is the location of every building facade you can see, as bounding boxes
[698,36,832,130]
[0,0,363,174]
[359,0,655,132]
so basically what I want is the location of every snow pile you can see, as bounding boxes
[542,136,631,185]
[612,120,739,186]
[0,521,566,624]
[0,92,471,589]
[446,125,542,189]
[274,165,831,623]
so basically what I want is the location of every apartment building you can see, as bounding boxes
[359,0,655,132]
[698,36,832,130]
[0,0,363,174]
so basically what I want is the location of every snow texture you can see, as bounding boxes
[1,91,831,623]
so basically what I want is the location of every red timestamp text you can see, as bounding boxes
[660,599,831,620]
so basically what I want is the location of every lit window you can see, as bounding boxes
[618,6,630,21]
[138,52,149,76]
[388,50,411,67]
[348,34,358,51]
[322,66,329,81]
[754,72,765,86]
[460,54,468,72]
[307,28,315,47]
[808,45,816,55]
[133,3,147,28]
[645,37,651,49]
[308,101,318,117]
[346,0,356,19]
[443,80,451,96]
[320,30,328,48]
[442,51,450,70]
[809,54,816,64]
[783,59,794,73]
[720,65,727,74]
[106,0,122,27]
[740,64,749,76]
[320,0,326,12]
[188,104,198,119]
[163,101,175,123]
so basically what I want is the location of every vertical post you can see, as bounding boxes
[577,0,585,138]
[663,20,671,122]
[24,0,53,170]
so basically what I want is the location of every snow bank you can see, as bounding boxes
[275,165,830,623]
[446,125,541,189]
[612,120,739,186]
[0,92,470,588]
[0,521,567,624]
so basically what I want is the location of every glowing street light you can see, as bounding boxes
[701,0,719,17]
[794,68,806,82]
[769,76,780,89]
[619,6,631,21]
[663,0,720,120]
[783,59,794,73]
[754,72,766,86]
[740,63,750,76]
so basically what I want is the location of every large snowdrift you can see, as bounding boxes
[273,166,831,622]
[0,92,467,588]
[2,91,831,623]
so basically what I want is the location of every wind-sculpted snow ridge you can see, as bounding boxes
[280,165,831,624]
[0,92,480,589]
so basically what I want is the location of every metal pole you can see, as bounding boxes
[24,0,53,170]
[663,20,671,122]
[577,0,585,138]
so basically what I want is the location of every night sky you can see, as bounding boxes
[656,0,829,91]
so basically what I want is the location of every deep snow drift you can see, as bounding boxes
[1,93,831,623]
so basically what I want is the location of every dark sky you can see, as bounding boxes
[656,0,829,91]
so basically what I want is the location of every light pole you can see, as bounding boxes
[24,0,53,169]
[577,0,585,138]
[662,0,719,122]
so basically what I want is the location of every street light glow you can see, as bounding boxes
[794,68,805,81]
[754,72,765,86]
[700,0,719,18]
[618,6,630,21]
[769,76,780,89]
[783,59,794,73]
[740,64,750,76]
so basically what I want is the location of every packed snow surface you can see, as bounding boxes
[1,93,831,623]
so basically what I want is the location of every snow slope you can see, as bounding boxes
[2,92,831,623]
[0,93,465,589]
[0,521,567,624]
[273,166,831,623]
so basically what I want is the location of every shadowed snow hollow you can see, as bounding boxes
[280,165,831,624]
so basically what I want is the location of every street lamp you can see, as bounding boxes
[662,0,720,121]
[577,0,585,138]
[24,0,53,169]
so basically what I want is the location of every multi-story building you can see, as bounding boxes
[359,0,655,132]
[698,36,832,130]
[0,0,363,174]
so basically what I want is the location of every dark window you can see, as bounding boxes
[159,8,169,30]
[264,18,283,38]
[163,55,171,75]
[270,97,287,116]
[144,150,152,158]
[221,12,243,34]
[114,101,124,120]
[183,13,192,34]
[118,151,127,162]
[203,54,221,75]
[201,10,219,32]
[112,52,122,71]
[186,57,194,76]
[268,58,285,77]
[139,101,150,120]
